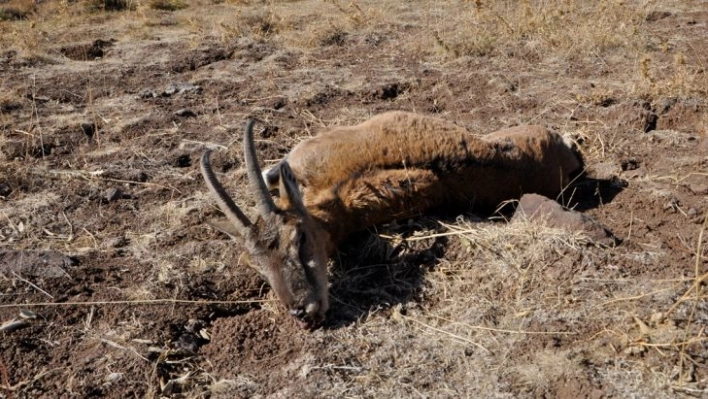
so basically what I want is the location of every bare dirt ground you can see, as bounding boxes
[1,1,707,398]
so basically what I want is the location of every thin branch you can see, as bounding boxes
[0,298,274,309]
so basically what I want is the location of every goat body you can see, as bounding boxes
[265,111,582,253]
[203,111,582,328]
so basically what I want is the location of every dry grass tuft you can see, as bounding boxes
[432,1,647,60]
[0,92,25,114]
[0,0,35,21]
[85,0,137,12]
[148,0,188,12]
[634,53,708,98]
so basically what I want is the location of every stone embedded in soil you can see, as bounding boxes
[688,183,708,195]
[105,187,123,202]
[512,194,616,246]
[586,162,620,181]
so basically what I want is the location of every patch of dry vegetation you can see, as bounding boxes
[148,0,188,12]
[0,0,35,21]
[636,52,708,98]
[433,1,646,58]
[3,0,703,102]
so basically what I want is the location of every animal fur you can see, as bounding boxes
[265,111,582,253]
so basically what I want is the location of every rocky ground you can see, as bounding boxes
[1,1,706,398]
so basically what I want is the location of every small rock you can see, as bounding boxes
[105,187,123,202]
[649,312,665,325]
[174,108,197,118]
[512,194,617,246]
[163,83,202,97]
[105,372,123,384]
[687,208,698,217]
[688,183,708,195]
[19,309,37,319]
[586,162,619,181]
[139,89,158,99]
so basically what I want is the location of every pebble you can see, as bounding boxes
[688,183,708,195]
[105,187,123,202]
[512,193,617,246]
[174,108,197,117]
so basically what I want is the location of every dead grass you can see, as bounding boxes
[430,1,646,59]
[148,0,188,12]
[7,0,702,104]
[0,0,35,21]
[635,52,708,98]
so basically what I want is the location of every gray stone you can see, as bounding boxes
[105,187,122,202]
[512,193,617,246]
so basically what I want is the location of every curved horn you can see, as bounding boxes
[243,119,277,215]
[201,149,253,232]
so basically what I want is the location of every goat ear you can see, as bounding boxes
[262,162,282,191]
[278,161,305,212]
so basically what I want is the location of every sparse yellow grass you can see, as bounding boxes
[635,52,708,98]
[3,0,703,103]
[431,1,646,58]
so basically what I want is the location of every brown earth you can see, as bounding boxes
[0,1,707,398]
